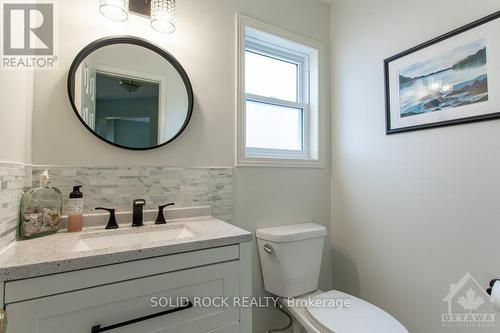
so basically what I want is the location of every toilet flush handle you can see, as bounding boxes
[263,243,274,255]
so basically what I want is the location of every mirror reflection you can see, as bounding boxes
[70,40,192,150]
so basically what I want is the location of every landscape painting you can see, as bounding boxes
[398,39,488,118]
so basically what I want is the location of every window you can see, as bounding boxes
[237,16,325,167]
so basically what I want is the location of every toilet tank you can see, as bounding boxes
[256,223,326,298]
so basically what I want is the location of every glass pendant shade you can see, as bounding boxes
[151,0,176,34]
[100,0,129,22]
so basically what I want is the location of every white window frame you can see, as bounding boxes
[236,15,326,167]
[245,41,309,159]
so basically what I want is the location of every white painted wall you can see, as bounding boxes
[28,0,331,331]
[0,69,33,164]
[331,1,500,332]
[31,0,331,168]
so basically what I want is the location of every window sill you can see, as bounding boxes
[236,156,325,168]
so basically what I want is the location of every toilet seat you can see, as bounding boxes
[303,290,408,333]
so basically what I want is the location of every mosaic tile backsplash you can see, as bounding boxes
[0,163,31,250]
[0,163,233,249]
[32,166,233,221]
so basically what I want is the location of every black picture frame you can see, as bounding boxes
[67,36,194,150]
[384,10,500,135]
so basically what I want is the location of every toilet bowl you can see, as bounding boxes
[281,290,408,333]
[256,223,409,333]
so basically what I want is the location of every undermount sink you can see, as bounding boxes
[72,224,196,252]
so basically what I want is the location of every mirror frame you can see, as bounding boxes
[67,36,194,151]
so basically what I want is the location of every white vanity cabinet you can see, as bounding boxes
[1,244,252,333]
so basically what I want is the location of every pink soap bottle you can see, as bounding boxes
[67,186,84,232]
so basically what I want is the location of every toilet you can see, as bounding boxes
[256,223,409,333]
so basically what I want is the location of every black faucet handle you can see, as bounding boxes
[95,207,119,230]
[155,203,175,225]
[133,199,146,207]
[132,199,146,227]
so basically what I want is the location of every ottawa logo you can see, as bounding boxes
[442,273,495,328]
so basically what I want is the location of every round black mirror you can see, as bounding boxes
[68,36,193,150]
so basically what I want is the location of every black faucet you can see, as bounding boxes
[95,207,119,230]
[132,199,146,227]
[155,203,175,224]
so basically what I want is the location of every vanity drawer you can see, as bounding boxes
[5,261,240,333]
[5,245,239,303]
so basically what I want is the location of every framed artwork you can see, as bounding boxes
[385,11,500,134]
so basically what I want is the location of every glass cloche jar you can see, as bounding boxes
[18,170,63,239]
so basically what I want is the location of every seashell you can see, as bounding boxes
[22,218,42,236]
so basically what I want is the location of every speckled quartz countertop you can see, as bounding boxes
[0,207,252,281]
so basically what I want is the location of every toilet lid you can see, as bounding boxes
[304,290,408,333]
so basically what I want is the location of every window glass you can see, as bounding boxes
[245,50,298,102]
[245,100,303,151]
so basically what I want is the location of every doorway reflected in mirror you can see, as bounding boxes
[95,73,159,149]
[68,36,193,150]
